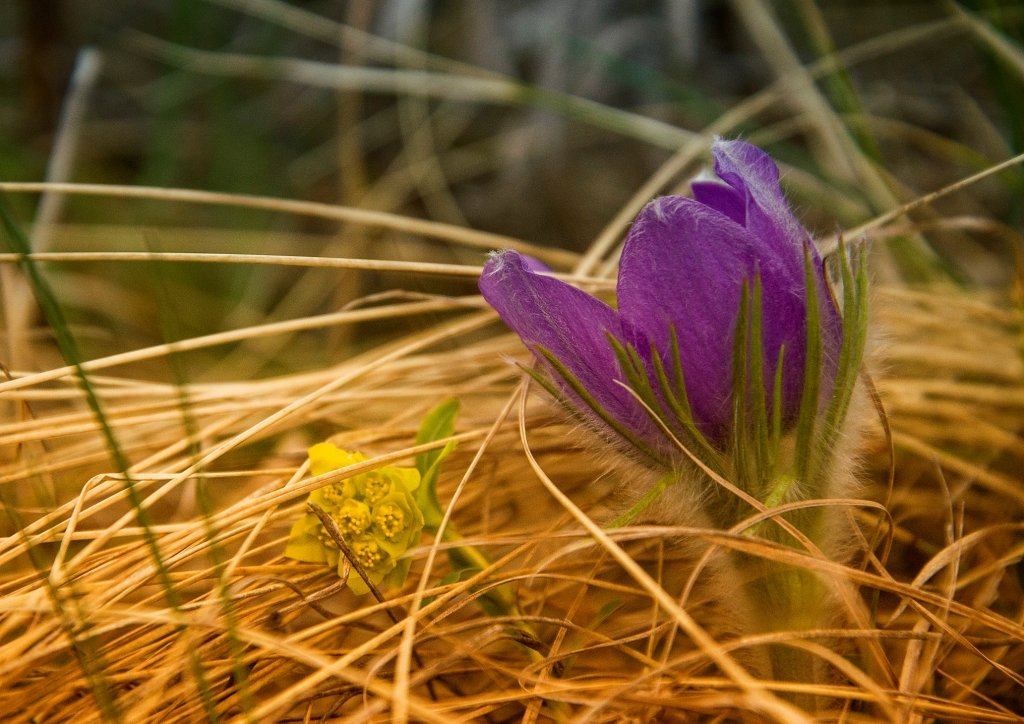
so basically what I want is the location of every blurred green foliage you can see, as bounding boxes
[1,0,1023,371]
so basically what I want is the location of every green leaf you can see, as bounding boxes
[418,440,458,529]
[415,399,460,529]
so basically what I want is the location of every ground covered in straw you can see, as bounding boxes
[2,1,1024,721]
[2,267,1022,721]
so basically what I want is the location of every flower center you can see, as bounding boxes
[362,473,391,504]
[335,500,371,537]
[315,526,337,550]
[373,503,406,541]
[350,539,388,570]
[319,484,347,509]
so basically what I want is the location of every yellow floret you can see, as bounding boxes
[350,539,389,570]
[372,503,406,541]
[335,499,372,537]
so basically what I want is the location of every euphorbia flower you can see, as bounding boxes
[479,139,844,464]
[285,444,424,595]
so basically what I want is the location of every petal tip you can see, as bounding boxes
[482,249,515,276]
[636,195,691,228]
[482,249,548,277]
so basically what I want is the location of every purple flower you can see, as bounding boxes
[480,139,842,462]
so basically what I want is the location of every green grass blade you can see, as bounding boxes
[0,470,122,721]
[145,251,253,719]
[0,194,217,717]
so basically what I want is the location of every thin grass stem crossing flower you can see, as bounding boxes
[285,444,424,595]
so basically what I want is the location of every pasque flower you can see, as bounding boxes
[481,140,870,694]
[480,140,853,469]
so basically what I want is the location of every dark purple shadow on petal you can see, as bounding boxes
[479,250,662,451]
[691,179,745,226]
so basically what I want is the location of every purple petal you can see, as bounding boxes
[479,250,659,449]
[617,196,811,437]
[518,254,551,273]
[711,139,843,406]
[691,178,745,226]
[711,139,808,259]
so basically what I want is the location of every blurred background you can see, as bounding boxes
[1,0,1022,371]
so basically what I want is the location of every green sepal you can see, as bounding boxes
[730,279,754,493]
[770,345,786,471]
[793,243,824,485]
[529,345,668,466]
[607,471,678,527]
[748,274,773,482]
[813,240,869,482]
[650,327,724,473]
[606,332,724,474]
[729,277,780,498]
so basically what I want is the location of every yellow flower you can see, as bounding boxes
[335,499,372,538]
[373,502,406,541]
[285,442,425,595]
[372,490,425,556]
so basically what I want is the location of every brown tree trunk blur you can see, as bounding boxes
[20,0,67,138]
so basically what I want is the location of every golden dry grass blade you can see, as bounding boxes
[0,180,576,266]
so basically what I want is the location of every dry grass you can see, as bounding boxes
[0,213,1021,721]
[2,2,1024,721]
